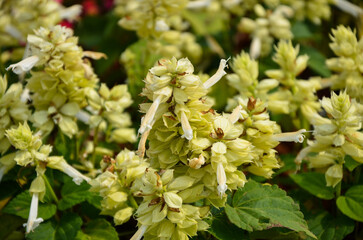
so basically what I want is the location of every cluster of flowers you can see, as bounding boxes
[1,23,135,234]
[90,56,309,239]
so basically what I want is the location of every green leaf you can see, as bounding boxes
[291,21,313,39]
[0,214,24,240]
[225,180,315,238]
[55,213,83,240]
[76,219,118,240]
[289,172,335,200]
[274,154,297,176]
[337,185,363,222]
[300,45,331,77]
[208,213,247,240]
[344,155,361,172]
[58,178,92,210]
[26,221,55,240]
[26,213,83,240]
[3,191,57,220]
[307,211,354,240]
[249,228,301,240]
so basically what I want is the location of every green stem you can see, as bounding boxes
[42,175,59,203]
[128,194,139,209]
[354,165,361,184]
[74,135,79,162]
[335,181,342,199]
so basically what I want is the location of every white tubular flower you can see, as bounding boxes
[250,37,261,59]
[24,193,43,234]
[187,0,212,9]
[270,129,307,143]
[47,157,90,185]
[21,88,31,103]
[334,0,363,17]
[130,225,148,240]
[137,129,150,158]
[216,162,227,198]
[229,105,243,124]
[155,20,170,32]
[203,58,230,89]
[180,111,193,141]
[295,146,312,171]
[6,56,39,75]
[59,4,83,21]
[5,25,24,42]
[75,110,91,124]
[188,154,205,169]
[61,162,90,185]
[139,95,162,135]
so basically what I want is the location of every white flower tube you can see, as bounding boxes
[180,111,193,141]
[250,37,261,59]
[334,0,363,17]
[6,56,39,75]
[137,129,151,158]
[24,193,43,233]
[216,162,227,198]
[47,157,90,185]
[130,225,148,240]
[59,4,83,21]
[139,95,162,135]
[75,110,91,124]
[203,58,230,89]
[187,0,212,9]
[5,25,24,42]
[270,129,307,143]
[229,105,243,124]
[295,146,312,171]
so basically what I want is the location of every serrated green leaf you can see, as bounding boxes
[77,219,118,240]
[225,180,315,238]
[307,211,354,240]
[58,178,92,210]
[55,213,83,240]
[336,185,363,222]
[289,172,335,200]
[344,155,361,172]
[300,45,331,77]
[208,213,247,240]
[3,191,56,220]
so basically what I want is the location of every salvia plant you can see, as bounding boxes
[0,0,363,240]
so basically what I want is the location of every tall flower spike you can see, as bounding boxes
[24,193,43,233]
[180,111,193,141]
[130,225,148,240]
[270,129,307,143]
[138,95,162,135]
[203,58,230,89]
[216,162,227,198]
[6,56,39,75]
